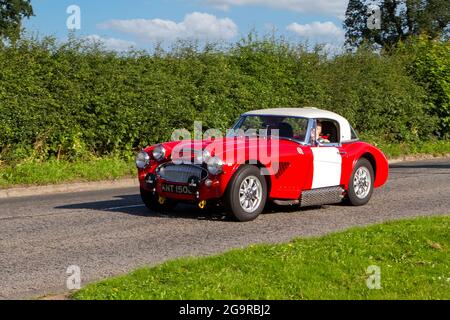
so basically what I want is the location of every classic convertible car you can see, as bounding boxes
[135,108,389,221]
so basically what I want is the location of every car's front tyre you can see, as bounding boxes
[225,165,267,222]
[347,158,374,206]
[140,188,176,212]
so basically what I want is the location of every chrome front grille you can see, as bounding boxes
[157,163,207,184]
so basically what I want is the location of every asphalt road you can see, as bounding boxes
[1,158,449,299]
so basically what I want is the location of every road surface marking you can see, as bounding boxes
[105,204,145,211]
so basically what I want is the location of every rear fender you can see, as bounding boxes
[341,142,389,189]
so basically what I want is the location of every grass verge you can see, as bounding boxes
[72,216,450,300]
[0,158,135,188]
[0,139,449,189]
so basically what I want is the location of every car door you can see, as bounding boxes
[311,146,343,188]
[310,119,344,189]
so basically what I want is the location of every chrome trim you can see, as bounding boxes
[310,118,343,146]
[342,139,360,143]
[239,175,263,213]
[300,186,345,207]
[305,118,315,146]
[152,144,166,161]
[317,143,342,147]
[206,156,224,175]
[156,163,208,184]
[135,150,150,169]
[353,166,371,199]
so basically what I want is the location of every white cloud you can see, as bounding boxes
[98,12,239,42]
[320,42,344,56]
[84,34,136,51]
[287,21,345,56]
[287,21,344,39]
[203,0,348,16]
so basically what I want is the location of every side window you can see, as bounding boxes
[350,126,359,140]
[317,119,340,144]
[282,117,308,140]
[241,116,264,131]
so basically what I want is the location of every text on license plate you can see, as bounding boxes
[161,184,192,194]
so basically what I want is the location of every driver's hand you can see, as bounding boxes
[317,137,330,144]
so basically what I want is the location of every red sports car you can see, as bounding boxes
[135,108,389,221]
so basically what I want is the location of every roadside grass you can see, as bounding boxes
[0,139,449,189]
[72,216,450,300]
[0,158,135,188]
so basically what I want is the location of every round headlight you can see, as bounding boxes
[152,144,166,161]
[207,156,224,175]
[135,151,150,169]
[193,151,203,165]
[202,149,211,163]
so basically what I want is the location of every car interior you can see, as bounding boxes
[318,119,340,144]
[278,122,294,138]
[237,115,309,142]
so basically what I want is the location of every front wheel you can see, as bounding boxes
[225,165,267,222]
[347,158,374,206]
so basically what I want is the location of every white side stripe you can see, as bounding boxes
[311,147,342,189]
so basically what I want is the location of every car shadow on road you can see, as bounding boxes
[55,194,229,221]
[55,194,325,221]
[264,203,326,214]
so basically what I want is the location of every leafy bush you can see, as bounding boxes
[399,37,450,138]
[0,35,444,164]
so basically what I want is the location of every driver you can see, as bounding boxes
[316,121,330,144]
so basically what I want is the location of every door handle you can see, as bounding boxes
[339,151,347,155]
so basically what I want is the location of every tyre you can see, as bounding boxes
[347,158,374,206]
[140,188,177,212]
[225,165,267,222]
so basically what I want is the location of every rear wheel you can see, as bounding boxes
[225,165,267,222]
[140,188,177,212]
[347,158,374,206]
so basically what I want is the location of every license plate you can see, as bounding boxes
[161,184,192,195]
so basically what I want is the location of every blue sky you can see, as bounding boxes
[24,0,349,51]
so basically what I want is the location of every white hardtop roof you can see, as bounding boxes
[243,107,353,142]
[244,107,343,120]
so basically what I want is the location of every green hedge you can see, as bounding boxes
[0,35,445,163]
[400,37,450,138]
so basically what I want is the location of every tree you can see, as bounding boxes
[0,0,34,41]
[344,0,450,49]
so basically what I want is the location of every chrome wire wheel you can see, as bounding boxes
[353,166,372,199]
[238,175,263,213]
